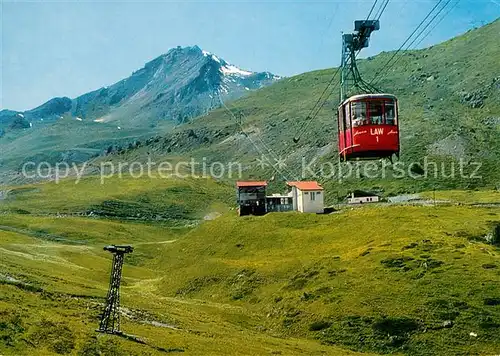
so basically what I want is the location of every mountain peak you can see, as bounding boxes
[199,48,255,77]
[1,45,281,131]
[201,48,224,63]
[158,45,271,79]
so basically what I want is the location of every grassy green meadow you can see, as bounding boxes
[1,175,499,355]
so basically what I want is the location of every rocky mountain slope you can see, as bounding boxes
[68,46,280,126]
[3,46,280,127]
[0,46,280,174]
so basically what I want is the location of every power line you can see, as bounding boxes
[217,92,296,181]
[375,0,390,21]
[291,3,342,143]
[413,0,461,49]
[292,61,341,144]
[365,0,380,21]
[292,0,382,144]
[368,0,446,85]
[371,0,455,86]
[304,1,345,119]
[403,0,454,52]
[236,104,299,180]
[354,0,388,72]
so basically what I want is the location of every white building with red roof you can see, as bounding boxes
[287,181,324,214]
[235,180,325,215]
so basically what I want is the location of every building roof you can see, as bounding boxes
[287,181,323,191]
[236,181,268,188]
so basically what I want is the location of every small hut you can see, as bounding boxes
[287,181,324,213]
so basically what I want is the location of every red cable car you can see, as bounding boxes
[338,93,400,161]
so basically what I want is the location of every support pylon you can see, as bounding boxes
[97,245,133,334]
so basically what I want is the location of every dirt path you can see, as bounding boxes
[134,240,177,245]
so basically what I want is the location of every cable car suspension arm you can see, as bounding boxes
[341,19,380,101]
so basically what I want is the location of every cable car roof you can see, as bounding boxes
[341,93,397,105]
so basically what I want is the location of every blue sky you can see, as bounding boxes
[1,0,499,111]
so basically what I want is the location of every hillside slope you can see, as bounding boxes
[155,205,500,355]
[100,20,500,197]
[0,177,376,356]
[0,178,499,355]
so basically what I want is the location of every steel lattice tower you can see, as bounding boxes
[97,245,133,334]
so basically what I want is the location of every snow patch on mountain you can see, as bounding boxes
[220,64,253,76]
[201,47,253,77]
[202,49,222,64]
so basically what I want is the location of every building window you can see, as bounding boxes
[310,192,316,201]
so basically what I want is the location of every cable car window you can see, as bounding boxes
[338,108,344,131]
[369,100,384,125]
[345,105,351,129]
[345,104,350,129]
[385,101,396,125]
[351,101,367,127]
